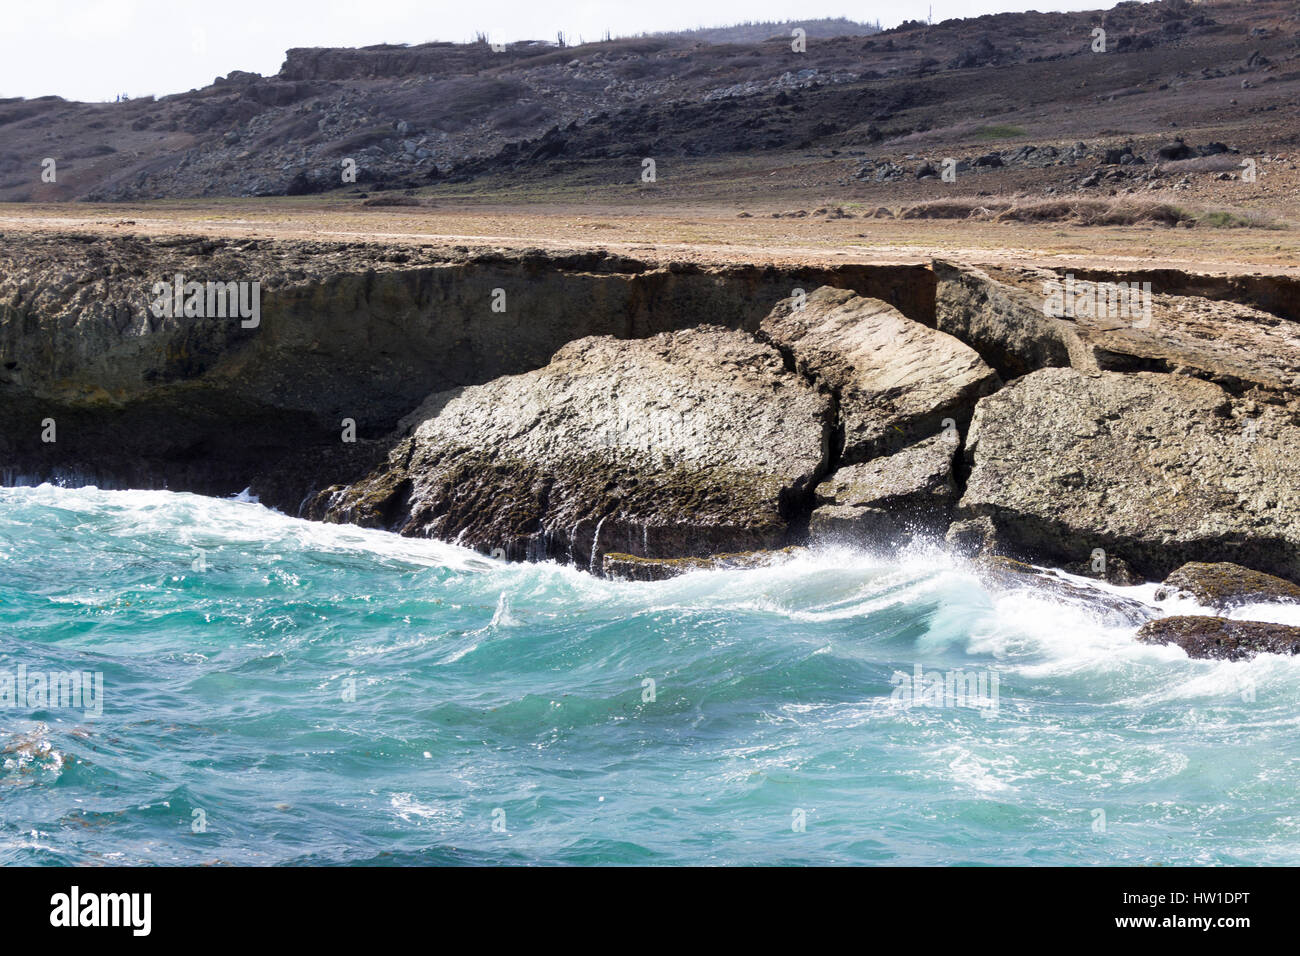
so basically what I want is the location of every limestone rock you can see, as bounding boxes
[950,367,1300,581]
[933,259,1300,393]
[809,431,960,543]
[760,286,1000,463]
[310,327,832,569]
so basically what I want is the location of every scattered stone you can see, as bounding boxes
[1157,139,1195,161]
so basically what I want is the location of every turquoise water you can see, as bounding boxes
[2,484,1300,866]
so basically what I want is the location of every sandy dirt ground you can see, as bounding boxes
[1,197,1297,275]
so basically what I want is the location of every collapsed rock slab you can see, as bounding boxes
[950,367,1300,581]
[760,286,1000,463]
[308,327,832,569]
[933,259,1300,393]
[1154,562,1300,609]
[1136,616,1300,661]
[933,259,1092,378]
[809,431,959,543]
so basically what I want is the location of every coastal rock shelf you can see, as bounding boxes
[0,234,930,505]
[4,233,1300,657]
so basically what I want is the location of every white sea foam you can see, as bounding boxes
[8,484,1300,683]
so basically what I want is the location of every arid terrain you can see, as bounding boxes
[1,1,1296,270]
[1,0,1296,230]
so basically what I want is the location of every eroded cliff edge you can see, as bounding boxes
[4,233,1300,615]
[0,233,931,509]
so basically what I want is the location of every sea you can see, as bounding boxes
[3,483,1299,865]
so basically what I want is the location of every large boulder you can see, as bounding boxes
[760,287,1000,463]
[308,327,833,569]
[949,367,1300,581]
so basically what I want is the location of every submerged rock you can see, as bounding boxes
[309,327,832,569]
[1136,616,1300,660]
[975,555,1158,626]
[1154,562,1300,609]
[759,286,1000,463]
[950,367,1300,581]
[810,431,959,543]
[602,547,805,581]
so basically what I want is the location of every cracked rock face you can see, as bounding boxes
[950,367,1300,581]
[760,286,1000,463]
[934,259,1300,393]
[809,431,960,544]
[309,326,833,568]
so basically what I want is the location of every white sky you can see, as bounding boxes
[1,0,1134,102]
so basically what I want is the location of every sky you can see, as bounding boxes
[0,0,1136,102]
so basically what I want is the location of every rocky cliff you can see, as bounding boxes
[5,235,1300,660]
[0,234,930,511]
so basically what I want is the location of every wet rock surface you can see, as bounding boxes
[933,259,1300,390]
[602,547,806,581]
[974,556,1159,627]
[1136,616,1300,660]
[1155,562,1300,609]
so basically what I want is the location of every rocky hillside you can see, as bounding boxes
[3,0,1297,203]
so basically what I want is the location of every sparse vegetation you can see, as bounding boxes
[974,124,1027,141]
